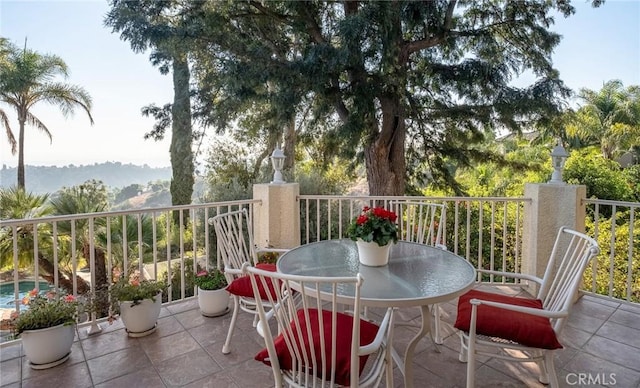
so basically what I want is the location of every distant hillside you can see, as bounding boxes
[0,162,172,194]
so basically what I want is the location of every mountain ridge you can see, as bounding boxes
[0,162,172,194]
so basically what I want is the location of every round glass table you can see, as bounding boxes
[277,239,477,388]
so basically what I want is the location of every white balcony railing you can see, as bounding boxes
[0,194,637,344]
[298,195,529,282]
[583,198,639,303]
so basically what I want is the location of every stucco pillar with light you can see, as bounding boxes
[252,147,301,249]
[521,143,586,294]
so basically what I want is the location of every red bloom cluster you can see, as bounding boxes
[361,206,397,222]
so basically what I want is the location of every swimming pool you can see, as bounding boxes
[0,281,51,309]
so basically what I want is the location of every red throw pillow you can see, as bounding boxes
[255,309,380,386]
[225,263,278,299]
[454,289,562,350]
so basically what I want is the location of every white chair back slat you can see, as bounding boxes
[212,209,256,282]
[537,227,600,331]
[392,201,446,248]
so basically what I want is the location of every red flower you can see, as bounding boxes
[64,295,76,303]
[356,215,368,225]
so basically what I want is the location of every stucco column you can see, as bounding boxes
[252,183,300,249]
[522,183,586,294]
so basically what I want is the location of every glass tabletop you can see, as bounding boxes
[277,239,477,307]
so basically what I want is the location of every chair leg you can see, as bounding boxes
[542,352,559,388]
[458,333,468,363]
[465,334,476,388]
[222,295,240,354]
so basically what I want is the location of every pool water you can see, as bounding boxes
[0,281,51,309]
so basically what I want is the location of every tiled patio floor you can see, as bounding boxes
[1,288,639,388]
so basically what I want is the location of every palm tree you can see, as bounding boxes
[569,80,640,159]
[0,41,94,189]
[0,38,16,155]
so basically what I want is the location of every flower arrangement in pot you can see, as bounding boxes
[347,206,399,266]
[194,267,230,317]
[108,269,167,337]
[10,288,83,369]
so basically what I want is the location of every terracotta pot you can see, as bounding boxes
[21,323,75,369]
[197,287,230,317]
[356,239,392,266]
[119,292,162,337]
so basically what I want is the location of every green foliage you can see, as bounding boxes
[444,137,548,197]
[623,165,640,202]
[203,137,256,202]
[442,200,524,278]
[566,80,640,160]
[584,213,640,303]
[145,0,588,195]
[296,159,353,196]
[347,207,399,247]
[0,187,54,269]
[194,267,227,291]
[257,251,281,265]
[11,288,81,335]
[0,186,51,220]
[564,148,635,201]
[50,180,110,215]
[114,184,145,204]
[161,257,197,301]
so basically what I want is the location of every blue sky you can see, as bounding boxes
[1,0,639,168]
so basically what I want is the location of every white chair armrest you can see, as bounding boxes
[224,267,243,276]
[359,307,394,356]
[476,269,543,285]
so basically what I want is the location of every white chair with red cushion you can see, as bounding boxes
[455,226,600,388]
[244,263,395,388]
[210,209,287,354]
[392,201,447,344]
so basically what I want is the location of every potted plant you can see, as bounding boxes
[194,267,230,317]
[347,206,399,266]
[10,288,83,369]
[108,269,167,337]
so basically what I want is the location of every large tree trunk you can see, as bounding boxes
[169,53,194,224]
[364,97,406,196]
[283,116,296,172]
[82,243,109,316]
[37,253,91,295]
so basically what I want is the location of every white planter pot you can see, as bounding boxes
[21,323,75,369]
[197,287,230,317]
[119,292,162,337]
[356,239,392,266]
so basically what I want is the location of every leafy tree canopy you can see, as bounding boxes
[181,0,598,195]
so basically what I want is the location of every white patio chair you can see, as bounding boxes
[209,208,287,354]
[392,201,448,344]
[393,201,446,249]
[455,226,600,388]
[243,263,395,388]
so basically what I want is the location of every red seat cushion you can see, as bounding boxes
[454,289,562,350]
[225,263,278,299]
[255,308,380,386]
